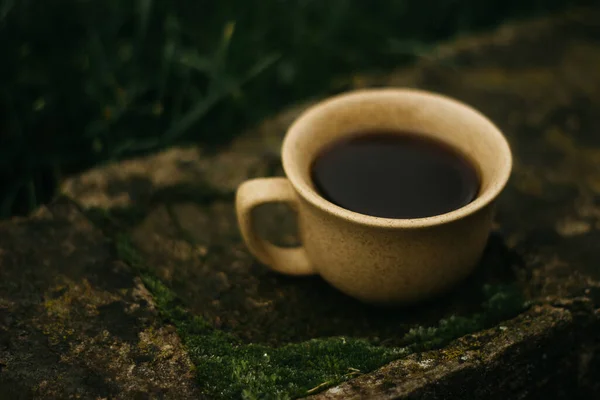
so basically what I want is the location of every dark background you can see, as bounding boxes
[0,0,592,217]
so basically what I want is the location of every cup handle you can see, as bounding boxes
[235,177,316,276]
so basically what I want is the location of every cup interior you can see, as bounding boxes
[282,88,512,227]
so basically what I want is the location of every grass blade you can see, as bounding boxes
[0,0,14,21]
[242,53,281,83]
[0,179,20,218]
[137,0,153,39]
[163,53,280,143]
[161,90,226,144]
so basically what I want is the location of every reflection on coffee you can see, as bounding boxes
[311,131,480,219]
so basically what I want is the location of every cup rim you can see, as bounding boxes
[281,88,512,229]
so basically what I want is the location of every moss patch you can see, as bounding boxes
[402,284,528,352]
[113,233,528,399]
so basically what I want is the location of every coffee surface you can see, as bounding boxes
[311,131,480,219]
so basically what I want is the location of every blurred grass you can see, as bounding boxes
[0,0,592,217]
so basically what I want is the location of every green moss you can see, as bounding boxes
[109,233,528,399]
[115,233,144,269]
[141,272,406,399]
[402,284,527,352]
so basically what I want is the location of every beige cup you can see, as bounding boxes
[236,88,512,305]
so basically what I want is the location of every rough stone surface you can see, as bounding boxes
[310,306,577,400]
[0,199,200,399]
[3,7,599,399]
[310,304,598,400]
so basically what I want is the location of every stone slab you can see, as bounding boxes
[0,199,200,399]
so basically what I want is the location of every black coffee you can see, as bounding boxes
[311,131,480,219]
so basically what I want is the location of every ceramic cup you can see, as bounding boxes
[236,88,512,305]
